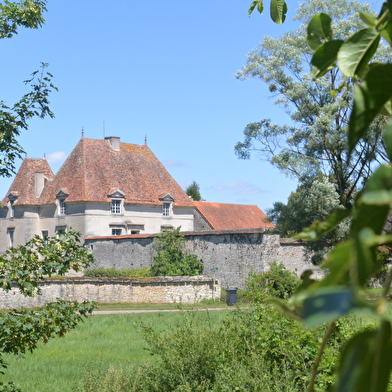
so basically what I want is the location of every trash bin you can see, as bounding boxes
[226,288,237,306]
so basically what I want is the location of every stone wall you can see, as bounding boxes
[86,231,320,288]
[0,276,220,309]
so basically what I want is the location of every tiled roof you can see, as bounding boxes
[194,201,274,230]
[2,158,54,205]
[38,137,194,206]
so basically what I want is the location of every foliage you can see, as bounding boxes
[248,0,288,25]
[150,227,203,276]
[236,0,390,211]
[83,267,151,278]
[267,177,351,263]
[0,0,56,178]
[0,229,94,295]
[185,180,202,201]
[0,230,96,391]
[253,1,392,390]
[78,307,376,392]
[246,261,300,302]
[0,0,48,39]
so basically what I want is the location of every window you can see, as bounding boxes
[59,199,66,215]
[42,230,49,238]
[9,201,14,218]
[162,202,170,217]
[131,230,140,234]
[111,199,121,214]
[7,228,14,248]
[55,226,66,236]
[112,228,122,236]
[161,225,173,232]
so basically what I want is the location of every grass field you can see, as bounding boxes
[1,308,231,391]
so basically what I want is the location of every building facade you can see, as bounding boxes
[0,136,196,250]
[0,136,275,253]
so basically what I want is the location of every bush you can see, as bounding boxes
[79,305,375,391]
[83,267,150,278]
[150,227,203,276]
[246,261,300,302]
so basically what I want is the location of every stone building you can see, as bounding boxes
[0,136,274,252]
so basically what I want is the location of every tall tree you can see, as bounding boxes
[235,0,391,210]
[185,180,202,201]
[0,3,95,391]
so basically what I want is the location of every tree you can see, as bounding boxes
[0,230,95,391]
[244,1,392,390]
[267,176,350,263]
[185,180,202,201]
[267,3,392,391]
[0,0,56,178]
[0,3,95,390]
[236,0,391,211]
[150,227,203,276]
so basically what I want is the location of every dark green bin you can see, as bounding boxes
[226,288,237,306]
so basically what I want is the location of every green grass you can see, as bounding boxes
[1,309,230,392]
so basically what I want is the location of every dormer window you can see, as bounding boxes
[59,199,66,215]
[108,189,125,215]
[56,189,69,216]
[7,192,18,219]
[111,199,121,214]
[159,193,174,217]
[162,203,170,217]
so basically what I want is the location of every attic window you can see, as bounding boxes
[111,199,121,214]
[56,190,69,216]
[162,202,170,217]
[59,199,66,215]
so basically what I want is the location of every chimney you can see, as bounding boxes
[105,136,120,151]
[34,173,45,198]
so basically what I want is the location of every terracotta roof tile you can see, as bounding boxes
[38,138,194,206]
[2,158,54,205]
[194,201,274,230]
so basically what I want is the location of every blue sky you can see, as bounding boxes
[1,0,373,212]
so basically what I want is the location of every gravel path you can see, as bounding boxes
[92,307,237,315]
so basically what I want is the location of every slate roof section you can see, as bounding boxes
[37,137,194,206]
[194,201,274,230]
[2,158,54,205]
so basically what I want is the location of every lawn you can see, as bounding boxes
[1,309,230,391]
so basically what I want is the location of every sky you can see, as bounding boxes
[0,0,380,212]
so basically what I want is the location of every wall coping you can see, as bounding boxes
[42,275,219,285]
[85,228,274,241]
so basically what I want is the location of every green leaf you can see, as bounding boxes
[311,40,344,78]
[307,13,332,50]
[361,189,392,206]
[303,287,355,328]
[349,64,392,153]
[333,321,392,392]
[383,118,392,161]
[337,28,380,77]
[248,1,263,16]
[270,0,287,24]
[359,11,376,27]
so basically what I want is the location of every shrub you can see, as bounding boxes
[246,261,300,302]
[84,267,150,278]
[150,227,203,276]
[79,305,373,391]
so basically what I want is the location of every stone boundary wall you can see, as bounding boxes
[0,276,220,309]
[86,231,321,288]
